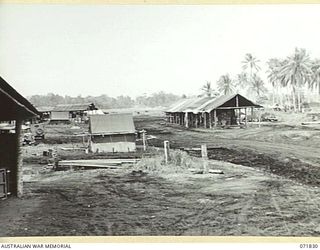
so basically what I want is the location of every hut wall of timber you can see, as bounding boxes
[0,76,38,198]
[0,134,18,198]
[166,94,262,129]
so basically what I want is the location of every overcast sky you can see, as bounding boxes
[1,4,320,98]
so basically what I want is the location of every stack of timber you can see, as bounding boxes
[57,158,140,170]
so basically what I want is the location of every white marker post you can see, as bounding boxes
[164,141,170,164]
[142,129,147,151]
[201,144,208,174]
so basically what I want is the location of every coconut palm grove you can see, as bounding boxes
[209,48,320,112]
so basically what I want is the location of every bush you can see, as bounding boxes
[134,149,202,174]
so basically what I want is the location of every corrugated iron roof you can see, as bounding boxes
[167,94,261,113]
[0,76,39,121]
[36,106,54,112]
[53,103,95,112]
[89,113,135,135]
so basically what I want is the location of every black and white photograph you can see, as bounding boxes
[1,2,320,238]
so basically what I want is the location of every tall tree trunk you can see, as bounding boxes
[292,87,297,112]
[279,85,283,107]
[291,77,297,112]
[272,87,275,106]
[297,89,301,112]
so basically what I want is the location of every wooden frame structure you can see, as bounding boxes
[166,94,262,129]
[0,76,38,198]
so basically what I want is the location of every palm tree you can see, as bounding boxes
[201,81,213,97]
[266,58,283,106]
[217,74,234,95]
[310,59,320,98]
[234,72,249,92]
[250,74,267,99]
[278,48,312,112]
[242,53,261,78]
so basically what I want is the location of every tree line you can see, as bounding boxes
[28,91,180,109]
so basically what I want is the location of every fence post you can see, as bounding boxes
[201,144,208,174]
[142,129,147,151]
[164,141,170,164]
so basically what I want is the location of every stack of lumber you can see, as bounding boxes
[58,159,139,169]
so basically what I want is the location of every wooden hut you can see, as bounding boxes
[0,76,38,198]
[89,113,136,153]
[50,102,98,123]
[166,94,262,128]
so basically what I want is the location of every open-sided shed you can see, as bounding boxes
[51,102,98,123]
[89,114,136,153]
[166,94,262,128]
[0,76,38,198]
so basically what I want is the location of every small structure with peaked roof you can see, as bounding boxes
[0,76,38,198]
[50,102,98,123]
[89,113,136,153]
[166,93,262,128]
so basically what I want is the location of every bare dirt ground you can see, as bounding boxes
[1,114,320,236]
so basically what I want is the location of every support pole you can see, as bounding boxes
[214,109,217,127]
[185,112,189,128]
[201,144,208,174]
[245,108,248,127]
[236,95,239,126]
[251,107,254,127]
[164,141,170,164]
[204,113,207,128]
[15,119,23,198]
[209,112,212,129]
[195,114,198,128]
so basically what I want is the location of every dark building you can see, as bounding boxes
[0,76,38,198]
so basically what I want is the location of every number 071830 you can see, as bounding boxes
[300,244,318,248]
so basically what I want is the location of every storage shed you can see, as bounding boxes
[51,102,98,123]
[89,114,136,153]
[166,93,262,128]
[0,76,38,198]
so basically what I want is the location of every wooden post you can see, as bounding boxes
[195,114,198,128]
[142,129,147,151]
[164,140,170,164]
[185,112,189,128]
[251,107,254,127]
[245,108,248,127]
[209,112,212,129]
[201,144,208,174]
[214,109,217,127]
[204,113,207,128]
[236,95,239,126]
[15,119,23,198]
[258,109,261,128]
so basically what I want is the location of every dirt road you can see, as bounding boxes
[1,161,320,236]
[1,116,320,236]
[134,117,320,186]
